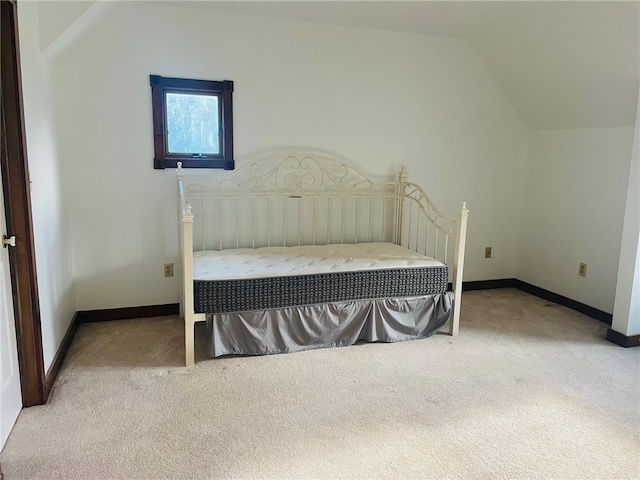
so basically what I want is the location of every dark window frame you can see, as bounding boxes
[150,75,234,170]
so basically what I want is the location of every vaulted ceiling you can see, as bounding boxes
[36,1,640,131]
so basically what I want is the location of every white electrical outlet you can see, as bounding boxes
[164,263,174,277]
[578,263,587,277]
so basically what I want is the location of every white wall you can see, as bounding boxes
[518,127,634,313]
[612,87,640,336]
[49,2,528,310]
[35,0,94,52]
[468,1,639,131]
[17,2,76,371]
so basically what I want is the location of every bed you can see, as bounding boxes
[177,154,469,366]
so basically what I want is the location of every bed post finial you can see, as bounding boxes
[399,165,408,181]
[183,202,193,223]
[177,161,184,178]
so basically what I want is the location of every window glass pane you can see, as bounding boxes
[166,93,220,154]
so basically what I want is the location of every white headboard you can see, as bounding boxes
[177,153,466,269]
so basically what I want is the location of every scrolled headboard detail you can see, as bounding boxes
[177,153,467,276]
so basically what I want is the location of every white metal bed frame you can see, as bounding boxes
[177,154,468,366]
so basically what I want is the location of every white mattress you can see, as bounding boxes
[193,242,445,281]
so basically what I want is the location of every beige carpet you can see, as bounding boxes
[1,289,638,479]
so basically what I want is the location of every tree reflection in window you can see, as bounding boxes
[150,75,234,170]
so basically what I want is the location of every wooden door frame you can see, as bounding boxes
[1,0,46,407]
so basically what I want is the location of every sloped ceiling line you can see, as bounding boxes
[35,0,639,131]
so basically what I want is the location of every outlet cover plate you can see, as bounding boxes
[164,263,174,277]
[579,263,587,277]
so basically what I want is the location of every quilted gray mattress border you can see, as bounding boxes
[194,266,448,313]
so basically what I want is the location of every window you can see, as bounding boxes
[150,75,234,169]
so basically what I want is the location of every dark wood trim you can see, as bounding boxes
[77,303,179,323]
[513,279,613,325]
[43,313,80,397]
[150,75,234,170]
[1,0,46,407]
[221,80,234,170]
[448,278,516,292]
[452,278,613,326]
[463,278,516,291]
[606,329,640,348]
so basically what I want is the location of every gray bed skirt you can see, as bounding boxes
[205,292,453,357]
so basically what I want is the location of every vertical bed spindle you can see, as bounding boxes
[218,199,222,251]
[425,222,430,257]
[444,235,449,265]
[235,199,239,248]
[355,198,359,244]
[407,201,414,250]
[201,199,205,250]
[422,224,428,257]
[312,198,317,245]
[326,197,330,245]
[395,166,407,246]
[267,198,272,247]
[251,198,255,248]
[368,198,373,242]
[382,198,388,243]
[297,198,301,246]
[341,198,345,244]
